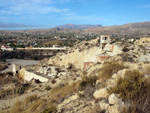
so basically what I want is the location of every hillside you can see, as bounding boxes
[56,24,102,29]
[1,37,150,113]
[83,21,150,35]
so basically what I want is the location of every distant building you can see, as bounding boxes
[25,46,33,50]
[1,45,14,51]
[100,35,110,49]
[12,64,22,76]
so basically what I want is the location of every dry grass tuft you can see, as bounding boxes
[144,65,150,75]
[25,94,38,105]
[49,82,79,103]
[9,101,25,113]
[99,61,125,81]
[79,75,97,91]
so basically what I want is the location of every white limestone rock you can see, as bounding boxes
[93,88,109,99]
[109,93,123,105]
[99,102,109,110]
[112,73,118,79]
[117,69,128,78]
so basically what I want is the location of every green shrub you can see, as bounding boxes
[17,84,29,94]
[17,87,26,94]
[12,79,18,83]
[42,106,57,113]
[1,58,6,62]
[99,61,125,81]
[107,70,150,112]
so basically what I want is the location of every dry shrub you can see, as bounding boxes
[107,70,150,113]
[25,94,38,104]
[78,72,98,97]
[42,106,57,113]
[49,82,79,103]
[2,96,56,113]
[9,101,25,113]
[144,65,150,75]
[99,61,125,81]
[122,47,129,52]
[26,99,53,113]
[45,85,51,91]
[79,75,97,91]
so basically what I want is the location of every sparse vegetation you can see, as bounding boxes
[99,61,125,81]
[9,101,25,113]
[144,65,150,75]
[49,82,79,103]
[107,70,150,113]
[25,94,38,104]
[139,45,147,55]
[45,85,51,91]
[12,78,18,83]
[17,84,30,94]
[122,47,129,52]
[42,106,57,113]
[79,75,97,91]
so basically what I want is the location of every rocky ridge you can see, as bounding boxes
[0,37,150,113]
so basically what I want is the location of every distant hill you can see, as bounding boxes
[56,24,102,29]
[83,21,150,35]
[1,22,150,37]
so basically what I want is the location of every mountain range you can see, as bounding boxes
[56,24,102,29]
[1,21,150,36]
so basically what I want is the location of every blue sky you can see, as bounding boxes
[0,0,150,30]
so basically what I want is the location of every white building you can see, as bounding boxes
[100,35,110,49]
[1,45,14,51]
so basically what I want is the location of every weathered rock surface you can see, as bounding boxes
[109,93,123,105]
[93,88,109,99]
[99,101,109,110]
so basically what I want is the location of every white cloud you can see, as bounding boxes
[0,22,36,27]
[0,0,70,15]
[62,15,109,21]
[61,13,74,16]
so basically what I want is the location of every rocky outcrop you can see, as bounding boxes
[48,46,101,69]
[109,93,123,105]
[93,88,109,99]
[135,37,150,46]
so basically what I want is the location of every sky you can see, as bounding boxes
[0,0,150,30]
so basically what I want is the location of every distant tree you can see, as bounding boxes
[1,58,6,62]
[0,38,3,42]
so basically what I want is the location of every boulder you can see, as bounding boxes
[117,69,128,78]
[109,93,123,105]
[112,73,118,79]
[107,78,117,85]
[93,88,109,99]
[99,102,109,110]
